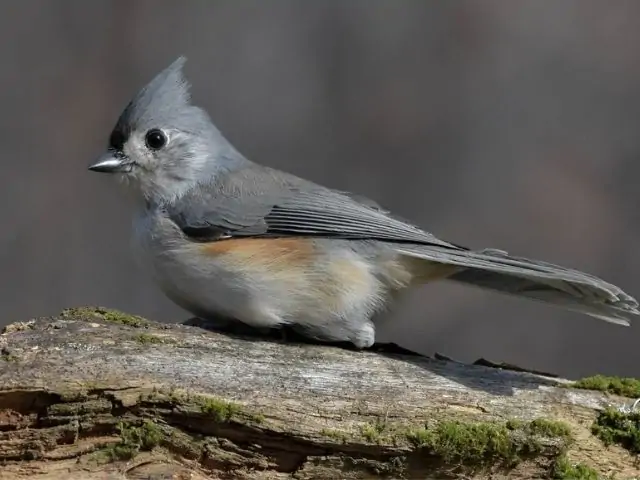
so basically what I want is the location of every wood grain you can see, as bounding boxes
[0,307,637,479]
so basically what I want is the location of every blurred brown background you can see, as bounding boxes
[2,1,639,379]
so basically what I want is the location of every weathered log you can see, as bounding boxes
[0,307,638,479]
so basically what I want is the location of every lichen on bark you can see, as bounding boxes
[0,307,638,479]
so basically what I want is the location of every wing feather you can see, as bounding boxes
[168,165,461,249]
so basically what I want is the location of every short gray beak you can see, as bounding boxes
[88,152,129,173]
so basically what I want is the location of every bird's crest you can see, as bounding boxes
[114,56,192,134]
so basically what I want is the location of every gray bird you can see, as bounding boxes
[89,56,638,348]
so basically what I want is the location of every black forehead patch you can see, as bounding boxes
[109,122,129,151]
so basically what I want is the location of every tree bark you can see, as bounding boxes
[0,307,637,479]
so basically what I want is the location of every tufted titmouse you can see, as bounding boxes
[89,57,638,348]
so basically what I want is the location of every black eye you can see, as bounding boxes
[145,129,167,150]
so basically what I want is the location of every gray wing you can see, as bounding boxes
[165,164,640,325]
[167,164,463,250]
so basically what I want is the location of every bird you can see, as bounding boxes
[88,56,638,348]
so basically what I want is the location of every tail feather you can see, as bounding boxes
[395,245,639,326]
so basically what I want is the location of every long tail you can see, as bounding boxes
[395,244,639,326]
